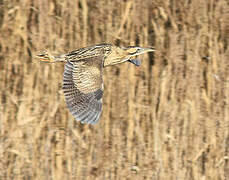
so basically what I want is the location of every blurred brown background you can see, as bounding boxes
[0,0,229,179]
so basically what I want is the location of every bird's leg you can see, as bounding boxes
[35,50,56,63]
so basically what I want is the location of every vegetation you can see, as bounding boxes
[0,0,228,179]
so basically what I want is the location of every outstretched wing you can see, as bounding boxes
[62,56,104,124]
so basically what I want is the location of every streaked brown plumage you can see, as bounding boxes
[36,43,154,124]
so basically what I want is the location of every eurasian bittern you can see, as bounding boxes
[36,43,154,124]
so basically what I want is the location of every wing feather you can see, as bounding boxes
[62,56,104,124]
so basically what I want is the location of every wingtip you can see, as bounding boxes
[128,59,141,66]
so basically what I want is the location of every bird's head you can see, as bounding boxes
[124,46,155,56]
[103,45,154,66]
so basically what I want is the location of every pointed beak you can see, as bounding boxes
[125,47,155,57]
[136,47,155,55]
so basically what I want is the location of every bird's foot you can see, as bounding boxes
[35,51,55,63]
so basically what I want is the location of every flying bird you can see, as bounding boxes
[36,44,154,124]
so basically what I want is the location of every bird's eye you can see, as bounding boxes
[104,47,110,53]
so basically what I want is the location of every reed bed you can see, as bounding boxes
[0,0,228,179]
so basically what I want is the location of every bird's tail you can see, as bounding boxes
[35,51,66,63]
